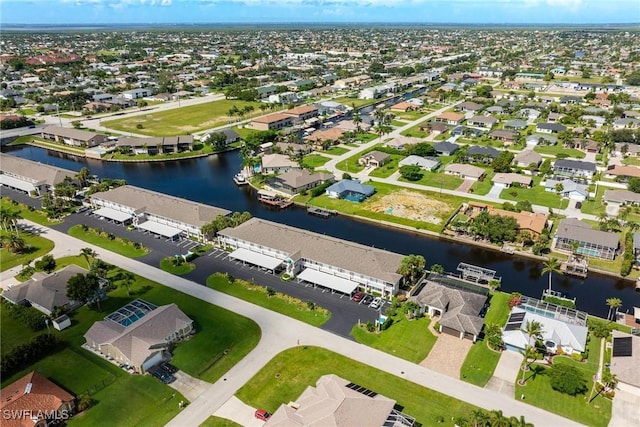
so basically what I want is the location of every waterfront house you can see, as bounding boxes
[217,218,403,297]
[358,151,390,168]
[270,170,334,195]
[203,128,240,146]
[409,273,488,342]
[261,153,301,174]
[0,153,77,196]
[398,155,441,171]
[84,300,194,374]
[116,135,194,155]
[326,180,375,201]
[553,218,619,260]
[553,159,597,179]
[264,375,415,427]
[90,185,230,241]
[248,113,294,131]
[444,163,485,181]
[466,202,547,238]
[41,126,107,147]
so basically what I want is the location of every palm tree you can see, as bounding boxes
[606,297,622,321]
[520,320,543,385]
[489,410,510,427]
[1,234,25,253]
[509,415,534,427]
[75,167,92,188]
[352,111,362,132]
[120,271,134,296]
[80,247,98,269]
[469,409,489,427]
[397,254,426,285]
[541,257,561,292]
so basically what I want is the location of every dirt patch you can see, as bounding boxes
[367,189,451,224]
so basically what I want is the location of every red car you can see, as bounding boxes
[351,291,364,302]
[255,409,271,421]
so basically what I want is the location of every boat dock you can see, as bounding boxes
[307,207,337,218]
[560,256,588,279]
[258,190,293,209]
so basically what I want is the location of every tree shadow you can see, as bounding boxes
[524,364,545,382]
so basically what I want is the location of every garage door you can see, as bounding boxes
[141,351,164,373]
[441,326,460,338]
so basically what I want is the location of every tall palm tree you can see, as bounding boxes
[520,320,543,385]
[397,254,426,285]
[80,247,98,269]
[120,271,135,296]
[541,257,562,292]
[469,409,489,427]
[606,297,622,321]
[1,234,25,254]
[509,415,534,427]
[75,167,92,188]
[489,410,510,427]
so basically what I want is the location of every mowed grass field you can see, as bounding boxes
[102,100,263,136]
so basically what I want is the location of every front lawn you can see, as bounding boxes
[200,417,243,427]
[399,171,464,190]
[301,154,331,169]
[400,122,429,138]
[206,273,330,327]
[68,225,149,258]
[534,145,586,159]
[369,155,404,178]
[1,197,63,226]
[335,153,365,173]
[332,97,377,108]
[102,99,263,136]
[470,172,495,195]
[0,231,55,271]
[321,146,350,156]
[351,313,437,363]
[160,257,196,275]
[500,178,570,209]
[621,156,640,166]
[236,346,483,427]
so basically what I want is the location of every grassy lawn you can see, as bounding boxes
[351,313,437,363]
[500,177,570,209]
[400,122,429,138]
[470,172,495,195]
[236,346,483,426]
[160,257,196,275]
[106,143,222,161]
[102,100,263,136]
[369,155,404,178]
[515,334,610,427]
[355,133,380,143]
[298,181,466,233]
[0,231,55,271]
[206,273,330,327]
[335,155,365,173]
[399,171,464,190]
[200,417,243,427]
[1,197,63,226]
[333,97,377,108]
[68,225,149,258]
[534,145,586,159]
[321,146,350,156]
[580,185,606,216]
[301,154,331,169]
[621,156,640,166]
[25,137,87,155]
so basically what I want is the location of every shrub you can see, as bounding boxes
[133,242,141,249]
[381,316,394,331]
[76,395,94,412]
[34,255,56,273]
[548,363,588,396]
[136,123,144,129]
[1,333,58,377]
[365,321,376,332]
[266,287,276,297]
[306,300,316,311]
[81,224,89,232]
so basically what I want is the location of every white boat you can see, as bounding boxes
[233,173,247,185]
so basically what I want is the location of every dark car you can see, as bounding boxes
[351,291,364,302]
[361,294,374,306]
[162,362,178,374]
[255,409,271,421]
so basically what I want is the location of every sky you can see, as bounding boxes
[0,0,638,25]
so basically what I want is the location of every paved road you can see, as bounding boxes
[8,221,583,427]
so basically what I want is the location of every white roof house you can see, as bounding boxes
[399,155,441,171]
[502,307,588,356]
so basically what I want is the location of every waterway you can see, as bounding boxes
[4,145,640,319]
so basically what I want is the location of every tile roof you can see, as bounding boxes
[273,169,333,188]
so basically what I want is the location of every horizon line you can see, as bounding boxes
[2,21,639,26]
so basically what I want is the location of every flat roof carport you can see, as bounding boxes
[93,207,133,223]
[0,175,37,193]
[137,221,183,239]
[228,248,282,271]
[297,268,358,295]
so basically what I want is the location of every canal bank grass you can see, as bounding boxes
[460,291,511,386]
[515,334,610,427]
[297,181,465,233]
[1,197,63,226]
[102,100,263,136]
[160,257,196,275]
[23,137,87,156]
[0,231,55,271]
[206,273,331,327]
[68,225,150,258]
[350,313,437,363]
[200,417,243,427]
[301,154,331,169]
[236,346,482,426]
[105,142,221,161]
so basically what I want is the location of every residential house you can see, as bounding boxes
[553,218,619,260]
[116,135,194,155]
[489,129,518,145]
[451,125,485,137]
[0,153,77,196]
[304,127,345,147]
[444,163,485,181]
[536,123,567,134]
[390,101,418,112]
[610,330,640,393]
[284,105,319,122]
[492,173,532,188]
[0,371,75,427]
[41,126,107,147]
[502,307,588,356]
[614,143,640,157]
[326,180,376,201]
[602,189,640,206]
[518,108,541,121]
[90,185,230,241]
[463,146,500,164]
[2,265,87,316]
[426,123,449,136]
[544,178,589,201]
[553,159,597,179]
[399,156,441,171]
[248,113,294,131]
[358,151,390,168]
[269,170,334,195]
[409,273,488,342]
[466,202,547,238]
[217,217,402,296]
[435,112,465,126]
[273,142,312,157]
[84,300,194,374]
[467,115,498,129]
[504,119,528,130]
[604,165,640,181]
[456,101,484,113]
[582,115,606,128]
[121,88,154,99]
[526,133,558,147]
[385,136,421,150]
[514,150,542,168]
[434,141,459,156]
[264,374,415,427]
[204,128,240,146]
[613,118,640,130]
[261,154,301,174]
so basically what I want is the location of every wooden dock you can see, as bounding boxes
[560,256,588,279]
[258,190,292,209]
[307,207,337,218]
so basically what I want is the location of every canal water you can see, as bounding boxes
[5,145,640,318]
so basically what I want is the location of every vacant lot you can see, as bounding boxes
[367,189,453,225]
[102,100,263,136]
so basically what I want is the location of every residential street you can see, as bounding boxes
[8,220,584,427]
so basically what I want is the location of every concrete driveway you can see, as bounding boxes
[609,389,640,427]
[169,371,212,403]
[420,333,472,378]
[213,396,264,427]
[485,350,523,397]
[487,184,504,199]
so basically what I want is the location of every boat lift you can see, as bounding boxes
[456,263,501,284]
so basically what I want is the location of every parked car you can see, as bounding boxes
[361,295,374,306]
[351,291,364,302]
[369,297,382,309]
[162,362,178,374]
[255,409,271,421]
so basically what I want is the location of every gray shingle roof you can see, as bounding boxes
[554,159,597,172]
[0,153,76,187]
[555,218,619,249]
[326,180,375,197]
